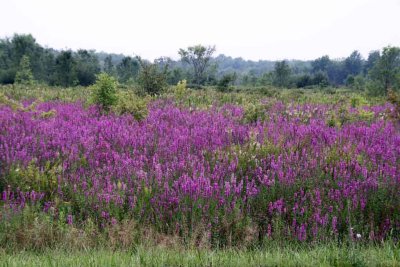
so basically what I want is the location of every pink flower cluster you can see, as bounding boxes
[0,100,399,241]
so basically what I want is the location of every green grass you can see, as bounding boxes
[0,84,386,107]
[1,243,399,267]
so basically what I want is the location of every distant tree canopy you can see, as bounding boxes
[345,50,363,76]
[178,45,216,85]
[75,49,100,86]
[0,33,399,95]
[273,60,291,87]
[54,50,77,87]
[368,46,400,94]
[116,56,140,84]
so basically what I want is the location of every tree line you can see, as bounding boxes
[0,34,399,95]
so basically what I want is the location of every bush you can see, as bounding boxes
[174,80,187,100]
[112,91,149,121]
[92,73,117,112]
[350,95,368,108]
[217,74,235,92]
[347,75,366,91]
[366,80,386,96]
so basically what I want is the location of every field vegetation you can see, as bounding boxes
[0,34,400,266]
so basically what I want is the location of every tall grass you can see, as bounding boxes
[1,243,399,267]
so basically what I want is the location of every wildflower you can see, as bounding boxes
[67,214,73,225]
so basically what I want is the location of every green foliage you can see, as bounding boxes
[137,61,168,95]
[167,67,185,85]
[350,95,368,108]
[112,91,149,121]
[116,56,140,84]
[54,51,78,87]
[312,55,331,73]
[4,160,60,199]
[38,109,57,119]
[103,55,115,76]
[217,73,236,92]
[346,75,365,90]
[296,72,329,88]
[369,46,400,94]
[312,71,329,87]
[387,89,400,119]
[344,50,363,76]
[15,55,34,85]
[366,80,386,96]
[242,102,267,123]
[273,60,291,87]
[178,45,216,85]
[75,50,100,86]
[0,244,399,266]
[0,69,17,84]
[0,91,23,111]
[91,73,118,111]
[174,79,187,100]
[2,33,400,91]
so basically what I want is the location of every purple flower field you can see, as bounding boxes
[1,99,399,245]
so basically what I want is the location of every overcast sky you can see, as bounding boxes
[1,0,399,61]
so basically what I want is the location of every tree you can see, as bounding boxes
[346,75,365,90]
[15,55,34,85]
[116,56,140,84]
[312,71,329,87]
[217,73,236,92]
[104,55,115,76]
[75,49,100,86]
[273,60,291,87]
[167,67,185,85]
[137,60,168,95]
[344,50,363,76]
[54,50,77,87]
[10,34,44,81]
[369,46,400,93]
[178,45,216,85]
[326,60,347,85]
[0,38,15,84]
[11,34,37,61]
[38,49,56,85]
[296,74,312,88]
[259,72,274,86]
[364,50,380,74]
[92,73,117,112]
[311,56,331,73]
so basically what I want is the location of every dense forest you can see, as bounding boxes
[1,34,399,95]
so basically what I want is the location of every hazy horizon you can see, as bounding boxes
[1,0,399,61]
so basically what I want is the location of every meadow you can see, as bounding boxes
[0,84,399,266]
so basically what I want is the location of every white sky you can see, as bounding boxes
[1,0,399,61]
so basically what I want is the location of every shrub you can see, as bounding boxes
[350,95,368,108]
[112,91,149,121]
[174,80,187,100]
[217,74,235,92]
[91,73,117,112]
